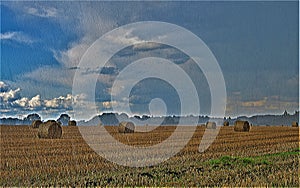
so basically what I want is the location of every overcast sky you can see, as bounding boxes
[1,1,299,120]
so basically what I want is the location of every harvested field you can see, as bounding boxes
[0,125,299,186]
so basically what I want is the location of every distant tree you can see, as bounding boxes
[142,115,150,120]
[118,113,129,122]
[162,116,179,125]
[100,113,119,125]
[119,113,129,119]
[57,114,70,125]
[1,117,24,125]
[24,113,41,123]
[283,110,289,116]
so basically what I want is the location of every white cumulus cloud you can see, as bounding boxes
[0,81,85,113]
[44,94,84,109]
[10,94,41,109]
[28,95,41,108]
[13,97,28,107]
[0,88,21,102]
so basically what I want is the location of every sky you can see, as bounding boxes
[0,1,299,120]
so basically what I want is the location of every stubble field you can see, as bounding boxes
[1,125,299,186]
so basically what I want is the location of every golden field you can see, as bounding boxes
[1,125,299,186]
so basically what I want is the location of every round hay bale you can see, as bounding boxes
[234,120,250,132]
[38,120,62,139]
[223,121,229,126]
[31,120,42,128]
[292,121,298,127]
[206,121,216,129]
[68,120,77,126]
[118,121,135,133]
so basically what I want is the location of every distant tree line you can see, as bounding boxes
[0,110,298,126]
